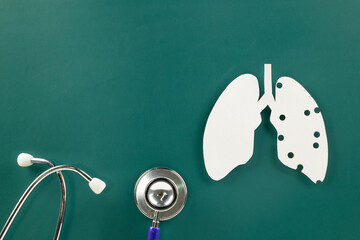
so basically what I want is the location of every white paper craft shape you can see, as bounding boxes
[203,64,328,183]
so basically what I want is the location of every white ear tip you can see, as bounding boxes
[89,178,106,194]
[17,153,34,167]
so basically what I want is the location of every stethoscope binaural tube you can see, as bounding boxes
[0,154,67,240]
[28,157,66,240]
[0,158,106,240]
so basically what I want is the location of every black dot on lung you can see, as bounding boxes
[304,110,310,116]
[313,142,319,149]
[314,131,320,138]
[278,135,284,141]
[279,115,286,121]
[277,82,283,88]
[297,164,303,171]
[314,107,321,113]
[288,152,294,158]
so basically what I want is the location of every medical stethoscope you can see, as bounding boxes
[0,153,106,240]
[135,168,187,240]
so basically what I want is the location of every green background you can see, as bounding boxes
[0,0,359,239]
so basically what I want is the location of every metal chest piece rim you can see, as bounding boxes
[134,168,187,221]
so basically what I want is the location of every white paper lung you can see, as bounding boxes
[203,64,328,183]
[270,77,328,182]
[203,74,262,180]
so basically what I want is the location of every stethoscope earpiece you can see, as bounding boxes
[135,168,187,240]
[17,153,34,167]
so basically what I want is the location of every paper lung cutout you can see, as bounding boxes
[271,77,328,182]
[203,74,262,180]
[203,64,328,183]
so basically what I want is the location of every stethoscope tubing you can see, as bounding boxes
[148,227,160,240]
[147,211,160,240]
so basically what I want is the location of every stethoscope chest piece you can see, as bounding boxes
[135,168,187,221]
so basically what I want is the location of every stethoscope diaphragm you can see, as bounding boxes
[134,167,187,221]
